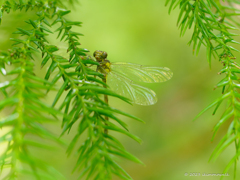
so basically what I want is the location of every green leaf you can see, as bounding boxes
[212,109,234,140]
[16,28,31,36]
[0,113,19,127]
[108,149,143,164]
[0,9,2,24]
[45,61,58,80]
[78,85,132,104]
[41,54,51,68]
[210,134,237,161]
[57,9,71,16]
[104,122,142,143]
[206,45,212,69]
[87,107,129,131]
[193,92,231,121]
[108,107,144,123]
[52,80,69,107]
[40,25,53,34]
[223,150,240,174]
[66,134,80,156]
[0,97,19,109]
[111,161,132,180]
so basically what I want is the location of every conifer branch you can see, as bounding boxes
[167,0,240,178]
[0,1,144,179]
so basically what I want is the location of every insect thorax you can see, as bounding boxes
[99,60,111,74]
[93,50,111,74]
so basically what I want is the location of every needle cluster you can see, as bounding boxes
[166,0,240,179]
[0,0,143,179]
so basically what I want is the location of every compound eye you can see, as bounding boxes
[93,50,102,58]
[101,51,108,59]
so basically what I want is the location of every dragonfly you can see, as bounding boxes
[92,50,173,106]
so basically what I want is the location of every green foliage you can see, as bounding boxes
[0,49,64,180]
[0,0,143,180]
[166,0,240,179]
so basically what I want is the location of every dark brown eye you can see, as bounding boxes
[93,50,108,61]
[101,51,108,59]
[93,50,102,58]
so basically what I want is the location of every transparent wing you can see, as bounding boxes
[107,71,157,105]
[110,62,173,83]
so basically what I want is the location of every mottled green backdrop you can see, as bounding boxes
[1,0,239,179]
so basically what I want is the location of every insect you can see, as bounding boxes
[92,50,173,106]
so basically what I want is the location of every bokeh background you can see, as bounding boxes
[1,0,240,179]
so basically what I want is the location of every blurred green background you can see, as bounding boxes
[1,0,239,179]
